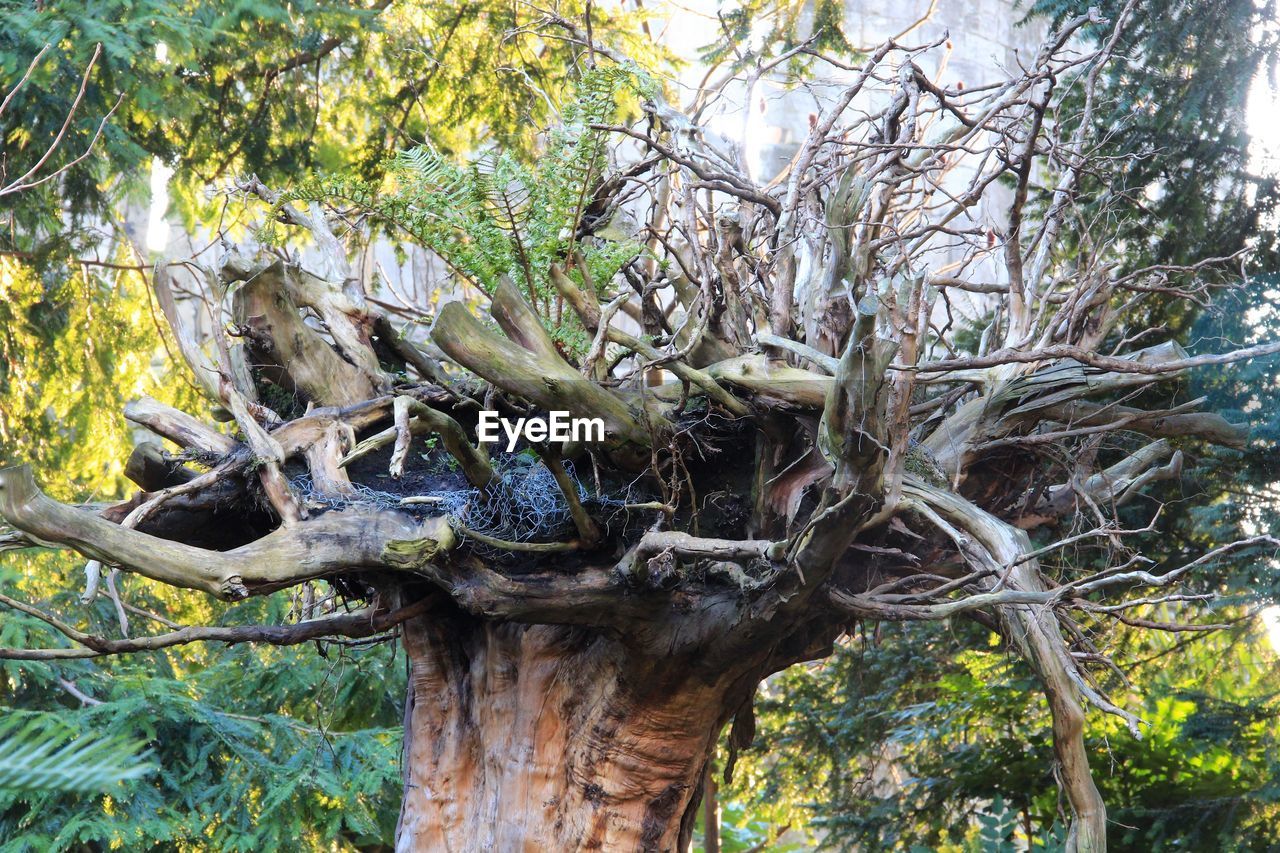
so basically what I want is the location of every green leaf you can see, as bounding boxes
[0,713,153,793]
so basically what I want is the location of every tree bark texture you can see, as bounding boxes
[396,611,752,852]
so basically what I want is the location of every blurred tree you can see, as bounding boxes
[0,0,667,251]
[725,619,1280,850]
[0,712,152,794]
[0,573,408,851]
[0,257,410,849]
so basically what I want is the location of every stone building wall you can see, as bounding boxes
[716,0,1047,324]
[660,0,1045,180]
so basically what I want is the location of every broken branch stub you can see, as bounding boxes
[229,259,380,407]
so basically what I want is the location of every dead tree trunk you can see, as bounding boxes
[2,17,1277,852]
[396,613,759,852]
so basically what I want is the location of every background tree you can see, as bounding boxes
[0,257,411,850]
[0,0,664,255]
[1028,0,1280,271]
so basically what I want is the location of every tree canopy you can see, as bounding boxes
[0,0,666,251]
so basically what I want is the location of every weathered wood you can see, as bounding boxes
[1041,399,1247,447]
[922,340,1233,482]
[152,264,224,401]
[290,266,387,391]
[124,397,239,457]
[550,262,601,329]
[230,259,380,407]
[1026,440,1182,525]
[272,396,394,456]
[550,264,749,415]
[0,466,451,599]
[540,450,602,546]
[490,275,565,364]
[820,297,898,494]
[304,422,358,499]
[215,373,304,526]
[125,442,196,491]
[340,396,495,489]
[431,301,666,447]
[756,333,840,374]
[708,355,832,408]
[372,314,450,385]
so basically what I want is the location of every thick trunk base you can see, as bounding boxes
[396,610,754,852]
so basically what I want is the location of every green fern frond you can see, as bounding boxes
[0,713,153,793]
[265,63,651,323]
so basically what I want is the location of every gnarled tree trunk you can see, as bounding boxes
[396,610,760,852]
[4,19,1275,853]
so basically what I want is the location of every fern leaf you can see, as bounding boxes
[0,713,153,793]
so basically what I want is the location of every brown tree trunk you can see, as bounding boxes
[702,761,720,853]
[395,608,754,852]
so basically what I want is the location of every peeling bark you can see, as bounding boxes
[396,612,754,853]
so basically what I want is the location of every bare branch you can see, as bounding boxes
[0,595,434,661]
